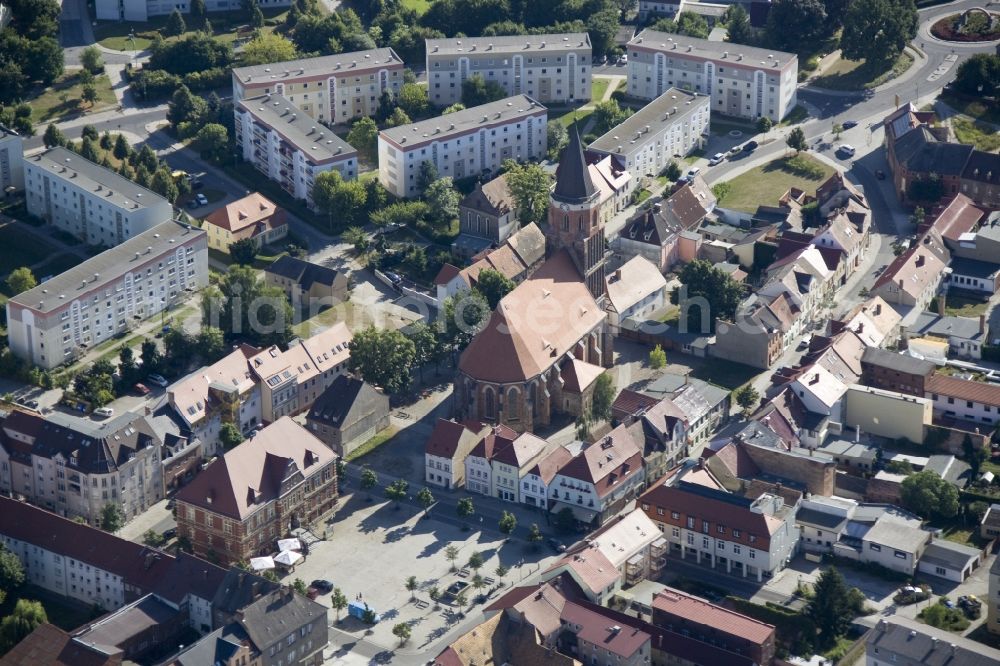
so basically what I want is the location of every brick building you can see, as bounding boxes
[860,347,936,397]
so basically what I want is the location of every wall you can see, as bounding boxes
[844,386,930,443]
[743,443,836,496]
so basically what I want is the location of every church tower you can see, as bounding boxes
[546,127,606,302]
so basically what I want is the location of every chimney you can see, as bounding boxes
[915,254,925,268]
[981,314,986,335]
[937,293,946,316]
[875,303,882,316]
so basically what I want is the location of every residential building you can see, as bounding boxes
[23,147,173,247]
[491,431,553,502]
[925,193,989,251]
[861,514,930,575]
[203,193,288,254]
[626,30,798,122]
[860,347,936,396]
[588,87,710,187]
[870,235,949,311]
[605,256,667,335]
[464,424,517,496]
[264,255,349,307]
[6,220,207,370]
[174,417,338,564]
[639,468,800,581]
[0,410,164,526]
[948,257,1000,296]
[631,397,689,479]
[588,154,632,221]
[424,419,489,490]
[95,0,289,21]
[378,95,547,198]
[713,291,796,370]
[434,608,581,666]
[426,33,592,106]
[650,587,777,666]
[615,202,680,273]
[660,376,730,449]
[167,345,263,456]
[231,49,405,124]
[549,424,645,526]
[816,438,878,474]
[248,323,352,423]
[434,223,547,304]
[833,296,902,348]
[68,594,192,663]
[0,124,23,192]
[305,375,389,457]
[0,623,121,665]
[908,312,988,360]
[789,363,849,417]
[926,374,1000,428]
[638,0,686,20]
[867,616,1000,666]
[235,94,358,207]
[454,174,519,257]
[990,555,1000,634]
[520,445,572,509]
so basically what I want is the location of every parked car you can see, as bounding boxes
[842,120,858,129]
[162,528,176,540]
[743,140,759,153]
[547,538,567,553]
[147,374,169,387]
[195,193,209,206]
[186,199,200,209]
[838,144,856,157]
[385,271,403,286]
[708,152,725,166]
[311,579,334,594]
[685,167,701,180]
[94,407,114,418]
[133,383,150,396]
[958,595,982,618]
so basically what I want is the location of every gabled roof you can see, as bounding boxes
[621,205,678,248]
[663,177,715,230]
[552,128,597,205]
[506,222,546,268]
[652,588,775,644]
[492,432,550,468]
[962,149,1000,185]
[528,445,574,484]
[238,588,327,652]
[204,193,285,238]
[168,345,260,426]
[306,375,387,428]
[0,623,121,666]
[872,238,949,298]
[561,601,651,658]
[265,255,344,291]
[861,347,936,376]
[557,424,642,497]
[926,375,1000,408]
[606,256,667,315]
[468,424,518,461]
[893,125,973,176]
[459,174,515,217]
[424,419,485,459]
[928,194,986,242]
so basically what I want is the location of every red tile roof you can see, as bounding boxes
[560,601,651,658]
[0,624,121,666]
[704,442,760,479]
[467,424,518,461]
[652,588,775,645]
[557,424,643,498]
[425,419,483,459]
[203,193,286,239]
[433,263,463,286]
[928,194,986,242]
[926,374,1000,408]
[611,389,659,420]
[528,446,574,485]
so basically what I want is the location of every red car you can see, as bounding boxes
[133,383,151,396]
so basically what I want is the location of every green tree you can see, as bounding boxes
[191,0,207,24]
[963,434,988,477]
[547,119,568,159]
[43,123,66,148]
[242,33,298,65]
[954,53,1000,97]
[832,122,844,140]
[392,622,411,645]
[118,345,139,386]
[113,133,131,161]
[405,575,419,600]
[220,422,244,450]
[250,2,264,28]
[6,267,36,295]
[416,161,439,194]
[360,466,378,498]
[726,4,753,44]
[409,322,442,379]
[674,259,745,333]
[0,544,25,602]
[592,99,633,135]
[385,107,411,127]
[806,567,852,648]
[474,268,515,309]
[196,326,227,363]
[331,588,348,621]
[587,6,620,55]
[149,167,180,203]
[499,510,517,536]
[292,578,308,595]
[442,102,465,115]
[461,73,507,106]
[840,0,918,65]
[445,544,460,571]
[664,160,682,182]
[503,160,551,224]
[495,564,510,584]
[766,0,827,51]
[141,338,162,375]
[441,289,489,351]
[397,82,428,117]
[454,591,468,610]
[733,384,761,415]
[554,507,577,534]
[100,503,124,532]
[457,497,475,521]
[786,127,808,153]
[900,470,960,520]
[81,45,104,74]
[417,487,435,516]
[204,266,293,347]
[0,599,47,653]
[911,205,926,227]
[343,226,368,254]
[425,178,460,229]
[429,586,441,606]
[143,528,165,547]
[228,238,258,265]
[348,326,416,394]
[165,8,186,36]
[167,85,207,130]
[195,123,230,164]
[527,523,543,549]
[347,117,379,162]
[649,344,667,369]
[385,479,409,508]
[313,169,368,231]
[591,372,615,422]
[467,551,484,572]
[675,11,710,38]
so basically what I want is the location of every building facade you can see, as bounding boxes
[6,222,207,370]
[203,193,288,253]
[235,95,357,208]
[423,419,489,490]
[378,95,547,198]
[0,125,24,193]
[23,147,173,247]
[426,34,592,107]
[95,0,285,22]
[232,49,405,125]
[626,30,798,122]
[305,375,389,458]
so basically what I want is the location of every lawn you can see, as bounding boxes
[940,292,990,317]
[779,104,809,127]
[0,222,57,275]
[293,300,419,338]
[812,52,913,91]
[400,0,432,14]
[28,72,117,124]
[715,154,836,213]
[688,357,759,391]
[346,425,400,462]
[557,107,594,130]
[591,78,610,103]
[940,92,1000,125]
[952,117,1000,152]
[95,8,287,50]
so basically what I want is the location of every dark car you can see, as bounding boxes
[547,538,567,553]
[162,528,176,540]
[842,120,858,129]
[875,169,886,180]
[743,140,759,152]
[133,383,151,396]
[311,579,334,594]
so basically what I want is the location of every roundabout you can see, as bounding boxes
[931,8,1000,41]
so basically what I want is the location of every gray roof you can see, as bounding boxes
[589,87,707,156]
[893,126,973,176]
[920,539,980,571]
[864,519,929,553]
[9,221,205,314]
[379,95,545,148]
[817,439,878,460]
[427,32,591,56]
[630,29,797,69]
[553,127,597,204]
[74,594,179,649]
[867,616,1000,665]
[911,312,984,341]
[232,48,402,84]
[266,255,345,291]
[170,625,249,666]
[211,568,281,617]
[796,507,847,530]
[307,375,388,428]
[949,256,1000,280]
[925,454,970,486]
[26,146,170,212]
[238,94,356,164]
[860,347,936,375]
[238,589,327,651]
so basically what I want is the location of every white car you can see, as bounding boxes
[147,373,169,387]
[94,407,114,418]
[708,152,725,166]
[838,144,856,157]
[195,193,209,205]
[686,167,701,180]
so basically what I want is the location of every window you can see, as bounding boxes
[894,550,907,559]
[671,511,679,520]
[869,543,881,552]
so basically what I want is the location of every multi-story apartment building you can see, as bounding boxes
[0,124,24,192]
[6,220,207,370]
[588,87,709,188]
[626,30,798,122]
[248,323,352,423]
[95,0,284,22]
[174,417,338,565]
[424,419,489,490]
[925,375,1000,427]
[426,33,591,107]
[231,49,405,125]
[490,432,552,503]
[0,409,164,526]
[464,424,517,496]
[867,616,1000,666]
[520,445,572,509]
[167,344,262,456]
[235,95,358,208]
[378,95,547,198]
[23,147,174,246]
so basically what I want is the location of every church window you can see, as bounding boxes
[507,388,519,419]
[483,387,496,419]
[562,215,569,231]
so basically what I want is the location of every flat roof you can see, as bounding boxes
[26,146,171,212]
[629,29,797,70]
[427,33,591,57]
[589,87,707,155]
[9,221,205,314]
[238,94,356,164]
[379,95,545,148]
[232,48,403,84]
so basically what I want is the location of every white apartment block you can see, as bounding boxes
[588,87,709,189]
[23,147,173,247]
[6,221,208,370]
[235,94,358,208]
[426,33,592,107]
[378,95,547,198]
[232,49,405,125]
[626,30,798,122]
[638,0,686,19]
[95,0,288,21]
[0,125,24,192]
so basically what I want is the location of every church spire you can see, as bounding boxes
[552,126,597,205]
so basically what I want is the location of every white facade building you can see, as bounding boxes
[378,95,547,198]
[426,33,591,107]
[95,0,287,22]
[235,94,358,208]
[626,30,798,122]
[23,147,174,247]
[638,0,686,19]
[231,49,405,125]
[6,221,207,370]
[0,125,24,193]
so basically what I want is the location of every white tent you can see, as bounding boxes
[274,550,303,566]
[250,556,275,571]
[277,538,302,552]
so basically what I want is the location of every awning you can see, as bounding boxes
[277,538,302,552]
[274,550,303,566]
[250,556,274,571]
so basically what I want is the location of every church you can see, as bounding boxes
[453,130,614,433]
